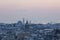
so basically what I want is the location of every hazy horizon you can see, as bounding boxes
[0,0,60,23]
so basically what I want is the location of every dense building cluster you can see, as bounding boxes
[0,20,60,40]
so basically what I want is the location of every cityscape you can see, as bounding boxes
[0,0,60,40]
[0,19,60,40]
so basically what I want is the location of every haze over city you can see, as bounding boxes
[0,0,60,40]
[0,0,60,23]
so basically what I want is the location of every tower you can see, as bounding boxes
[22,18,25,24]
[29,20,31,24]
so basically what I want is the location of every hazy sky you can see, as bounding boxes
[0,0,60,23]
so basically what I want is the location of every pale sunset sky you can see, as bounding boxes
[0,0,60,23]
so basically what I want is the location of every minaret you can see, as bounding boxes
[29,20,31,24]
[22,18,25,24]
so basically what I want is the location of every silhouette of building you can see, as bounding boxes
[25,20,30,32]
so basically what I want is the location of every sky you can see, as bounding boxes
[0,0,60,23]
